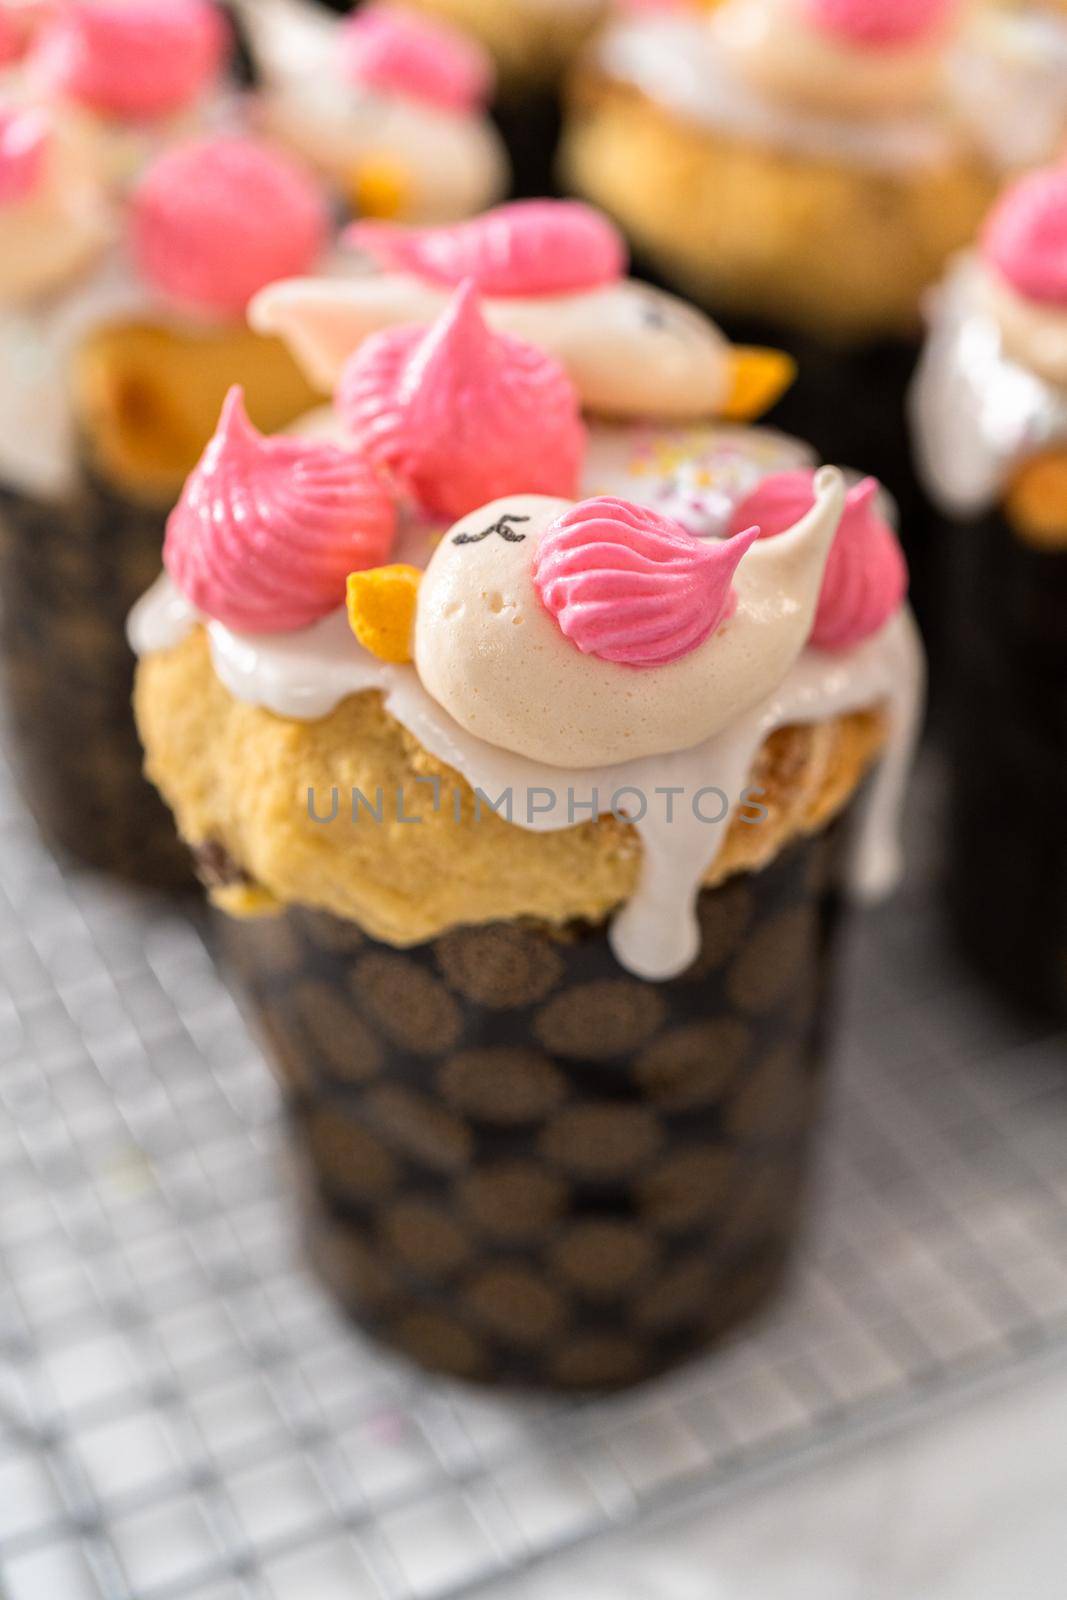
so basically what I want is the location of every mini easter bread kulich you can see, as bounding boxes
[234,0,508,221]
[134,202,923,982]
[133,203,923,1386]
[911,163,1067,1016]
[0,111,331,883]
[561,0,1067,340]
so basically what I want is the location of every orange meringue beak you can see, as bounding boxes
[346,564,422,663]
[720,346,796,424]
[347,156,414,221]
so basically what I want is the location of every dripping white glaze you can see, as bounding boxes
[130,569,922,980]
[910,255,1067,518]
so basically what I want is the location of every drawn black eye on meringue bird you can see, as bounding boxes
[249,200,795,422]
[346,469,847,768]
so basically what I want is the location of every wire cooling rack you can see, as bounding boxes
[1,735,1066,1600]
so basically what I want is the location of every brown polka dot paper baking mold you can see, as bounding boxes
[220,817,851,1391]
[0,467,193,888]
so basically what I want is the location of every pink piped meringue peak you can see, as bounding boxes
[981,164,1067,308]
[729,470,907,651]
[29,0,228,122]
[347,201,628,298]
[164,387,397,634]
[797,0,958,48]
[533,498,759,669]
[0,107,50,206]
[341,3,493,113]
[337,279,586,522]
[132,136,329,318]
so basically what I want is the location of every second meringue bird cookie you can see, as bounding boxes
[0,125,330,884]
[132,247,924,1387]
[250,198,797,422]
[235,0,509,221]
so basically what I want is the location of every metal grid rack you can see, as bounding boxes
[1,737,1066,1600]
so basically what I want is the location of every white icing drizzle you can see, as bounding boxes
[593,15,955,172]
[910,256,1067,518]
[130,572,922,979]
[129,421,924,982]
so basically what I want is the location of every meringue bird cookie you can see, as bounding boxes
[561,0,1067,339]
[409,478,841,767]
[911,161,1067,1016]
[234,0,508,222]
[250,200,797,423]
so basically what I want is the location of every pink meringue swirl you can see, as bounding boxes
[981,164,1067,307]
[340,3,492,112]
[132,136,329,317]
[29,0,228,121]
[729,471,907,651]
[533,497,759,669]
[798,0,958,47]
[347,201,627,298]
[0,107,49,207]
[164,387,397,633]
[337,279,586,521]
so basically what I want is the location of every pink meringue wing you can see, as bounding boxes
[164,387,397,633]
[336,279,586,521]
[533,497,759,668]
[346,200,628,298]
[729,471,908,651]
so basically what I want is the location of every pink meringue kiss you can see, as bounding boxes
[132,136,329,317]
[337,279,586,521]
[981,164,1067,307]
[0,108,49,207]
[798,0,958,48]
[533,497,759,669]
[347,201,628,298]
[164,387,397,634]
[29,0,228,121]
[341,3,492,112]
[729,471,907,651]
